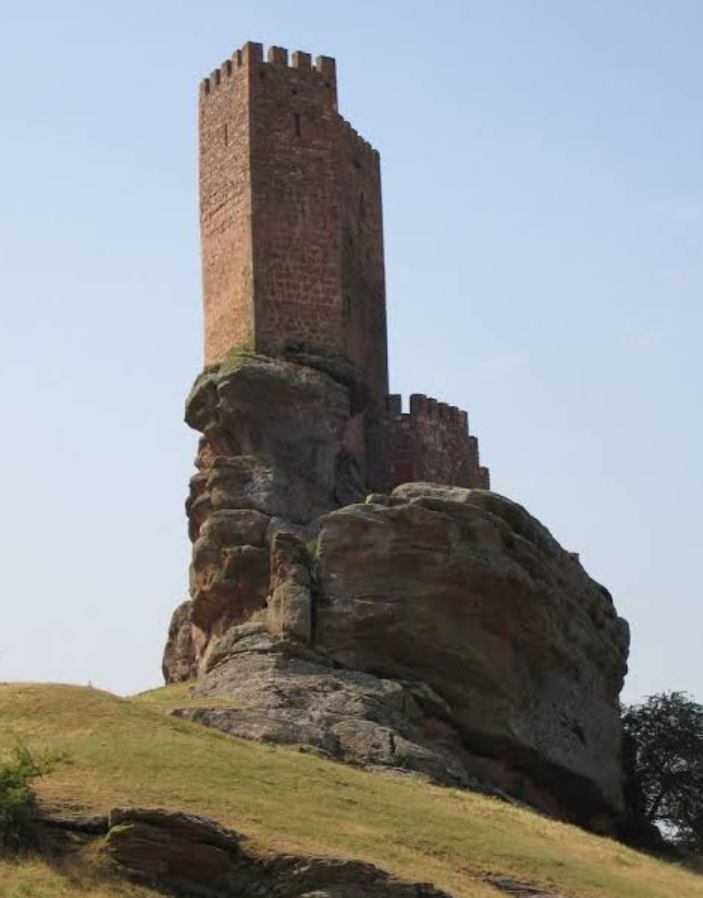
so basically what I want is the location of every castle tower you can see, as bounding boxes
[199,41,388,412]
[198,40,489,493]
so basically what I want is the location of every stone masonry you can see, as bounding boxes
[385,394,489,490]
[199,40,488,493]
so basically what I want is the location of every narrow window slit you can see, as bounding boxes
[294,113,301,137]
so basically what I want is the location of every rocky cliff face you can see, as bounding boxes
[164,354,630,833]
[178,351,366,673]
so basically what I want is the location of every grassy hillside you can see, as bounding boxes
[0,683,701,898]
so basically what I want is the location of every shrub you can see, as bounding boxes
[0,744,60,853]
[391,750,416,770]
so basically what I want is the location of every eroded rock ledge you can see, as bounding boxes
[42,807,451,898]
[164,356,630,834]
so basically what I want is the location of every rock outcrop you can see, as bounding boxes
[42,807,451,898]
[38,806,598,898]
[171,623,477,790]
[312,485,630,826]
[162,599,197,683]
[164,356,630,833]
[179,352,366,673]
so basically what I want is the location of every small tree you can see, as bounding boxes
[622,691,703,852]
[0,744,58,853]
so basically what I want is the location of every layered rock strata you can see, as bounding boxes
[179,351,365,673]
[165,355,630,833]
[42,807,451,898]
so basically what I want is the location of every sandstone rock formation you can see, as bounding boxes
[164,355,630,833]
[42,808,451,898]
[162,599,196,683]
[313,484,630,826]
[171,623,476,790]
[180,351,366,672]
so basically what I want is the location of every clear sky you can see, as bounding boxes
[1,1,701,702]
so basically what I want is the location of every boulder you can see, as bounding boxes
[312,485,630,828]
[266,532,314,643]
[185,353,366,527]
[162,600,196,684]
[172,625,477,789]
[106,806,451,898]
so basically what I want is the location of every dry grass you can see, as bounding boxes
[132,680,240,711]
[0,854,159,897]
[0,683,701,898]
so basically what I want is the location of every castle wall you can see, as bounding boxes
[199,47,256,365]
[199,43,388,409]
[337,122,388,409]
[385,394,490,490]
[248,47,344,364]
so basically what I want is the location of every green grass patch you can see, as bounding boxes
[132,681,241,712]
[305,537,319,559]
[0,684,700,898]
[219,344,254,375]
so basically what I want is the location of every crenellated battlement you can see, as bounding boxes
[338,117,378,159]
[387,394,467,429]
[200,41,337,104]
[384,393,489,490]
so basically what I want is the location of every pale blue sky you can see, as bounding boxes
[0,1,700,702]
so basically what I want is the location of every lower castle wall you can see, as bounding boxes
[384,393,489,491]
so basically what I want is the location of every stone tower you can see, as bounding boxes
[199,41,388,414]
[198,40,489,492]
